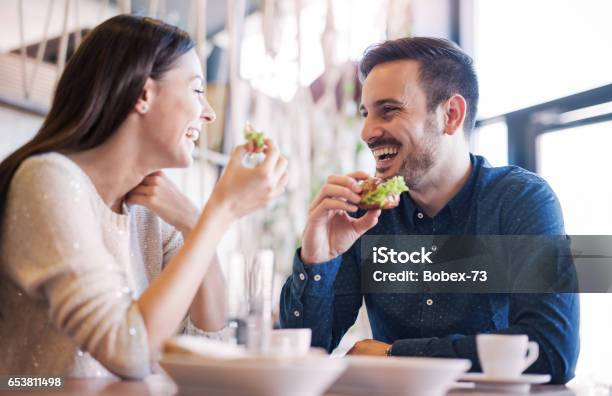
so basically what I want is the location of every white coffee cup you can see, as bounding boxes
[476,334,538,378]
[269,328,312,356]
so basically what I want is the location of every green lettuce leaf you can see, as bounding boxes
[363,176,409,206]
[245,130,265,149]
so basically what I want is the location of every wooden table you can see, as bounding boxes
[0,374,578,396]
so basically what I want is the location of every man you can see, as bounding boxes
[279,37,578,384]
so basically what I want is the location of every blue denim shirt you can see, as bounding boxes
[280,154,579,384]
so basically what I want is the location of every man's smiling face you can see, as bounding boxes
[359,60,443,188]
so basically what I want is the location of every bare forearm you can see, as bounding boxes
[136,198,232,353]
[176,212,227,331]
[189,254,227,331]
[175,206,199,238]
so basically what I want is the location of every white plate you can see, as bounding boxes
[459,373,551,394]
[329,356,472,396]
[160,352,347,396]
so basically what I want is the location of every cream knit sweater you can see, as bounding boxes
[0,152,211,379]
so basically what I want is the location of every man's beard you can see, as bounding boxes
[398,115,442,189]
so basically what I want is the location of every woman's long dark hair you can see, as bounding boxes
[0,15,194,236]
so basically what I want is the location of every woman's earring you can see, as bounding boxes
[141,104,148,113]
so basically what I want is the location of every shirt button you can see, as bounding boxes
[313,274,322,281]
[431,245,437,251]
[299,273,306,281]
[426,299,434,306]
[293,310,301,317]
[417,212,424,219]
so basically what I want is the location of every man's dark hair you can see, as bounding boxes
[359,37,479,132]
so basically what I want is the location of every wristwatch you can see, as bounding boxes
[385,344,393,357]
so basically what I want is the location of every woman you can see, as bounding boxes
[0,15,288,379]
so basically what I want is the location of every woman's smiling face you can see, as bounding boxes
[139,49,216,169]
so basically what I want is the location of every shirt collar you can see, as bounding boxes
[392,153,484,226]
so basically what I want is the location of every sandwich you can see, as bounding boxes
[358,176,408,210]
[244,123,265,153]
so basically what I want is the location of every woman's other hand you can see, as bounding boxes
[127,171,199,236]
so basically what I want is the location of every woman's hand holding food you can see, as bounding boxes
[208,138,288,221]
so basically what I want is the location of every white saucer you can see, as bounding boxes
[460,373,551,384]
[459,373,551,394]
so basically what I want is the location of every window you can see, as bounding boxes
[470,121,508,166]
[538,121,612,235]
[472,0,612,118]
